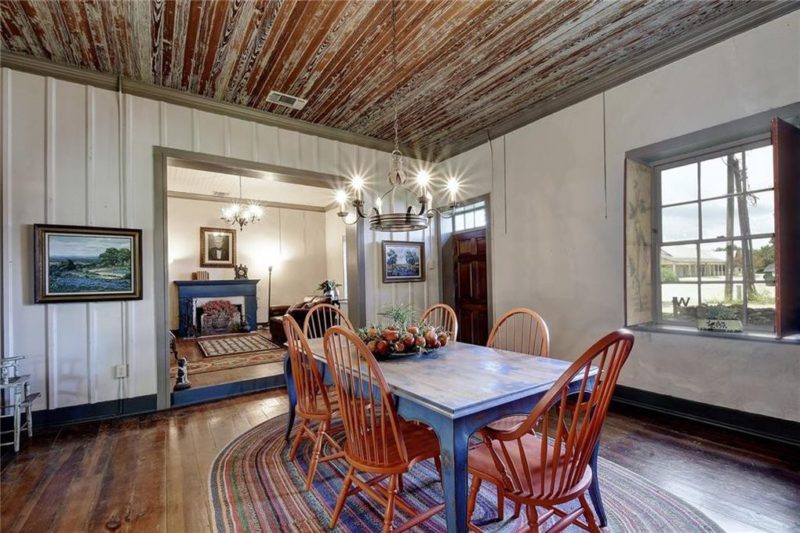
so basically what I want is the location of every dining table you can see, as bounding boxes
[283,339,604,533]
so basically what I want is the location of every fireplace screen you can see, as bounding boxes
[195,299,246,336]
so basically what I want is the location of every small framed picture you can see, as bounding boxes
[34,224,143,303]
[382,241,425,283]
[200,227,236,268]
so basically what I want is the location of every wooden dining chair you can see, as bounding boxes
[283,315,344,490]
[467,329,635,533]
[420,303,459,341]
[304,303,353,339]
[487,307,550,356]
[323,326,445,532]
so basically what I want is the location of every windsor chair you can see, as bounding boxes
[420,303,459,341]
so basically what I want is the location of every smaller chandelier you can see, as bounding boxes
[221,175,263,231]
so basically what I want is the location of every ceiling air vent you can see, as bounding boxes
[266,90,307,110]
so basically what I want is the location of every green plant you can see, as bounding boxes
[377,303,417,327]
[317,279,340,292]
[661,269,679,282]
[698,304,739,321]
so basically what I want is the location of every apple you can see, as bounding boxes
[403,334,416,349]
[367,327,379,338]
[424,331,437,346]
[392,342,405,353]
[438,334,448,347]
[383,328,400,342]
[376,340,389,355]
[367,340,378,353]
[433,339,441,349]
[406,325,419,335]
[416,335,426,348]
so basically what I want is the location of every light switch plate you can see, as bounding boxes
[114,364,128,379]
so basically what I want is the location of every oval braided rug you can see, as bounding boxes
[209,414,723,532]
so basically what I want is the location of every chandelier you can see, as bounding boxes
[336,0,459,232]
[220,175,263,231]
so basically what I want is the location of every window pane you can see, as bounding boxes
[700,241,742,281]
[699,283,743,323]
[661,203,698,242]
[747,282,776,329]
[660,283,697,321]
[661,163,697,205]
[454,214,464,232]
[660,244,696,282]
[700,156,732,199]
[702,197,739,239]
[474,209,486,228]
[750,237,776,283]
[742,190,774,235]
[743,145,773,191]
[465,209,475,230]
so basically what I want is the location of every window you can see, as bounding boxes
[453,200,487,232]
[656,142,775,331]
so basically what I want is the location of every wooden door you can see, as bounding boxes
[453,229,489,345]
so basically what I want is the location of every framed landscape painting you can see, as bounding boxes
[34,224,142,303]
[200,227,237,268]
[382,241,425,283]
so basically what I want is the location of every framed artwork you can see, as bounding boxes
[382,241,425,283]
[34,224,142,303]
[200,227,236,268]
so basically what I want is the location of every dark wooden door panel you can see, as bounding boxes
[453,229,488,345]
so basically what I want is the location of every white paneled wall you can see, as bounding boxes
[2,67,437,411]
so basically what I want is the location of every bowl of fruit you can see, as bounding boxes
[357,323,449,360]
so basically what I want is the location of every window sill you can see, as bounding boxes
[628,323,800,345]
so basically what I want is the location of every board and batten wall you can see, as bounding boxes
[168,197,328,329]
[439,13,800,422]
[1,67,436,411]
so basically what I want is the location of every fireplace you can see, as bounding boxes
[175,279,259,338]
[194,298,245,336]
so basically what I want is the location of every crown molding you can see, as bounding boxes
[435,2,800,161]
[167,191,326,213]
[0,51,414,157]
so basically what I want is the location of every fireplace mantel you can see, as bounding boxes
[175,279,259,337]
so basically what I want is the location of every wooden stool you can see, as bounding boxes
[1,357,40,452]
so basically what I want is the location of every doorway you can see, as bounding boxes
[440,198,491,345]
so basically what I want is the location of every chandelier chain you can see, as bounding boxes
[391,0,399,153]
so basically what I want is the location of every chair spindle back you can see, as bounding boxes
[487,308,550,356]
[486,329,634,500]
[323,326,408,469]
[420,303,458,341]
[304,303,353,340]
[284,315,331,418]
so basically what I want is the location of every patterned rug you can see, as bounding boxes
[170,350,285,377]
[209,414,724,533]
[199,333,280,357]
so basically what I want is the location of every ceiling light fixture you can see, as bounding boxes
[337,0,459,232]
[220,175,263,231]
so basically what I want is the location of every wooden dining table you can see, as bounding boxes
[283,339,604,533]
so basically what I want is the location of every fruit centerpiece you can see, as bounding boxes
[357,304,449,360]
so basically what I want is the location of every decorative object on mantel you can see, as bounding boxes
[382,241,424,283]
[317,279,341,302]
[34,224,143,303]
[358,304,449,360]
[191,271,210,280]
[173,357,191,391]
[234,264,249,279]
[0,356,40,452]
[697,304,744,332]
[200,227,237,268]
[220,175,263,231]
[334,0,460,233]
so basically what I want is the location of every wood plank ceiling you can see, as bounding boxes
[0,1,789,156]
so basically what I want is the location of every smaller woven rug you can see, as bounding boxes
[199,333,280,357]
[210,414,725,533]
[170,350,285,377]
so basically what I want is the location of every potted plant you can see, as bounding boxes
[358,304,449,360]
[317,279,341,301]
[697,304,743,332]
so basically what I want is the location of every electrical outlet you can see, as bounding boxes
[114,364,128,379]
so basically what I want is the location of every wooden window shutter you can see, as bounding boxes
[772,117,800,338]
[624,157,655,326]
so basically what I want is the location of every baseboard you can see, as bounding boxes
[4,394,159,431]
[612,385,800,448]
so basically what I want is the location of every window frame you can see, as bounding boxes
[452,200,487,234]
[652,136,775,331]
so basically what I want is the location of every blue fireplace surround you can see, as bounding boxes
[175,279,259,337]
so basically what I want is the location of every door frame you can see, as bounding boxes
[438,193,493,337]
[153,147,366,410]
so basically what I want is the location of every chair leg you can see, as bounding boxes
[330,465,354,529]
[466,476,482,526]
[526,505,540,533]
[512,501,522,519]
[397,473,404,493]
[13,404,21,453]
[383,474,398,532]
[496,484,505,521]
[305,420,327,490]
[26,404,33,437]
[288,420,306,460]
[579,494,601,533]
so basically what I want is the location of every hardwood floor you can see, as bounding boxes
[1,391,798,532]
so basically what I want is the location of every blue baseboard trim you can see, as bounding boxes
[16,394,158,430]
[170,373,285,408]
[612,385,800,448]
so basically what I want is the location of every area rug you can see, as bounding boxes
[170,349,285,377]
[209,414,724,533]
[199,333,280,357]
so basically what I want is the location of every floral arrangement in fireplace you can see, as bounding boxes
[201,299,243,335]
